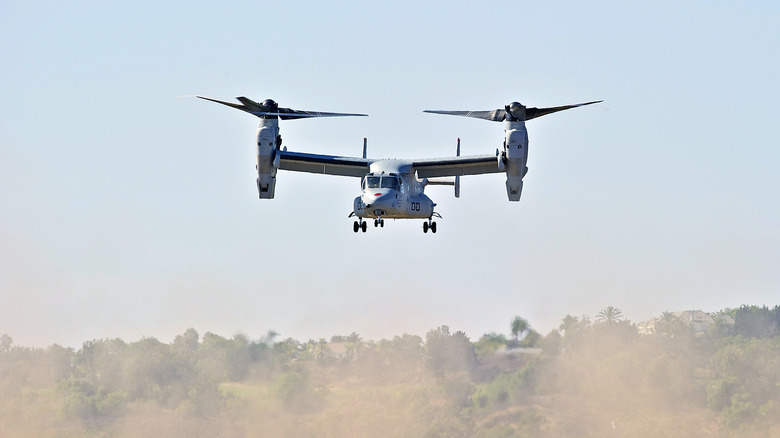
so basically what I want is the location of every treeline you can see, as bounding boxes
[732,305,780,338]
[0,326,481,436]
[1,305,779,437]
[471,305,780,437]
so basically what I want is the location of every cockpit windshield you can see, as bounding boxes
[365,175,400,190]
[381,176,400,190]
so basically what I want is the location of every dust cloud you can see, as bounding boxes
[1,306,779,437]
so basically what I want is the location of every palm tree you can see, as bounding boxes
[596,306,624,325]
[559,314,580,335]
[510,316,529,341]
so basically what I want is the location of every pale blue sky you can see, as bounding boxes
[1,1,778,347]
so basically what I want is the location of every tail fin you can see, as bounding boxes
[425,138,461,198]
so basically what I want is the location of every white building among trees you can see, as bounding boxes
[637,310,735,336]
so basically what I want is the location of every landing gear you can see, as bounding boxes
[423,220,437,234]
[374,218,384,228]
[353,220,367,233]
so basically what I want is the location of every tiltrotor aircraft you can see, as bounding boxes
[198,96,600,233]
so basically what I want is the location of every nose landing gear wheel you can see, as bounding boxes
[431,221,437,233]
[423,222,429,233]
[354,220,368,233]
[423,220,437,234]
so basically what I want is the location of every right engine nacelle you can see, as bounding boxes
[256,122,280,199]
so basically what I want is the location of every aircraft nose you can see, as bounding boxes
[362,190,393,209]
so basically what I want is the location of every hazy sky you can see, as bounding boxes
[1,1,778,348]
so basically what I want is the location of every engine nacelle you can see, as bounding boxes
[503,121,529,202]
[256,122,280,199]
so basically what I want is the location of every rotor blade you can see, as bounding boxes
[217,111,368,119]
[525,100,602,120]
[197,96,252,112]
[198,96,273,118]
[277,108,368,120]
[198,96,367,119]
[423,109,506,122]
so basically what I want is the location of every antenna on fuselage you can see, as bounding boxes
[362,138,367,159]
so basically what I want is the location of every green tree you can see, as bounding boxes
[315,338,327,358]
[596,306,624,325]
[425,326,477,377]
[510,316,529,341]
[273,337,303,363]
[390,334,424,361]
[559,315,579,336]
[734,305,780,338]
[519,329,542,348]
[274,367,320,412]
[540,329,562,356]
[0,334,12,352]
[173,328,199,352]
[475,332,507,357]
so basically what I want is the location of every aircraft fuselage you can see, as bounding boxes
[352,160,435,220]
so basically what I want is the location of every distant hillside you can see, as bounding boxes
[1,305,779,437]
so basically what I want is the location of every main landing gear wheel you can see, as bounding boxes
[423,221,437,234]
[353,220,368,233]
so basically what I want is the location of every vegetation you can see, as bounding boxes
[595,305,624,324]
[1,305,780,437]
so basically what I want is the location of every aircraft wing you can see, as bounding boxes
[412,154,501,178]
[278,150,371,177]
